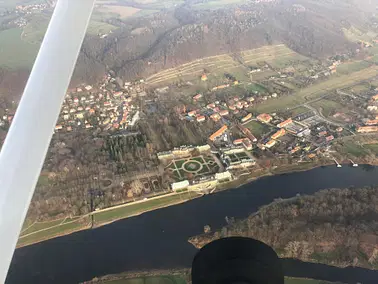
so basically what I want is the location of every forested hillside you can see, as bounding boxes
[189,186,378,269]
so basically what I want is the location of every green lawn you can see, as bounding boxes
[310,99,343,117]
[244,121,271,138]
[348,82,371,93]
[247,83,268,94]
[288,106,311,117]
[93,192,195,224]
[175,159,186,169]
[37,174,50,186]
[20,218,64,236]
[336,61,372,75]
[18,217,89,247]
[341,141,368,157]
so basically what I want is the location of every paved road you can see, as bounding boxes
[303,103,345,128]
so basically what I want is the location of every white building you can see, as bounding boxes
[215,171,232,181]
[196,144,211,152]
[171,180,189,191]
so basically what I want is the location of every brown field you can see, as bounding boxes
[98,5,141,18]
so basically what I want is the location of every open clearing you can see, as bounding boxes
[244,120,271,138]
[253,66,378,113]
[97,5,141,18]
[339,141,368,157]
[17,192,199,246]
[145,45,309,86]
[310,99,344,117]
[17,217,90,247]
[0,28,39,69]
[336,61,372,74]
[93,192,197,224]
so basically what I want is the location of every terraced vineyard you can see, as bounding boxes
[145,45,309,86]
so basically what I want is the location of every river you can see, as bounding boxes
[6,165,378,283]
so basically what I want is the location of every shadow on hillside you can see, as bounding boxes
[282,258,378,284]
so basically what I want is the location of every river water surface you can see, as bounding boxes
[6,165,378,283]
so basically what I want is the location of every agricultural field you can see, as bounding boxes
[96,5,141,19]
[336,61,372,75]
[244,121,271,138]
[145,45,309,87]
[253,65,378,113]
[0,28,39,69]
[165,155,220,181]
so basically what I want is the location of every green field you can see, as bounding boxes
[247,83,268,94]
[336,61,372,75]
[348,82,371,93]
[252,66,378,113]
[104,275,186,284]
[18,217,89,247]
[93,192,196,224]
[0,28,39,69]
[340,141,368,157]
[287,106,310,117]
[20,219,64,236]
[310,99,343,117]
[364,143,378,154]
[244,120,271,138]
[87,19,118,35]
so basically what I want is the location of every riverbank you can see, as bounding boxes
[10,165,378,283]
[84,268,337,284]
[17,191,202,248]
[16,159,372,248]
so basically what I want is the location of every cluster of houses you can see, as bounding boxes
[54,76,142,133]
[185,95,255,123]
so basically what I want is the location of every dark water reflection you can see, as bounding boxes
[7,166,378,283]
